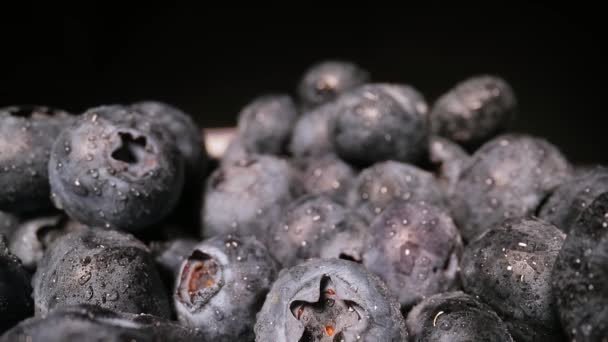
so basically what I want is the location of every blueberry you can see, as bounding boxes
[430,75,517,148]
[32,228,171,318]
[295,154,356,203]
[289,102,338,158]
[0,236,33,334]
[460,217,565,342]
[150,237,197,291]
[132,101,209,225]
[451,134,572,241]
[202,155,301,238]
[347,161,445,221]
[552,192,608,341]
[0,304,203,342]
[297,60,369,109]
[48,105,185,231]
[174,234,279,341]
[9,214,86,270]
[255,258,408,341]
[237,94,298,155]
[406,291,514,341]
[0,210,19,239]
[220,136,249,166]
[538,166,608,233]
[428,136,470,196]
[267,195,368,267]
[330,83,429,166]
[362,201,463,310]
[0,105,73,214]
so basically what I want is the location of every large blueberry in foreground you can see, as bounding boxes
[48,105,185,231]
[33,228,171,318]
[297,60,369,109]
[9,214,85,270]
[237,94,298,155]
[451,134,572,241]
[406,291,514,342]
[539,166,608,234]
[0,106,73,214]
[267,195,368,267]
[347,161,445,221]
[174,234,279,341]
[0,304,203,342]
[460,218,565,342]
[362,201,463,310]
[552,192,608,341]
[202,155,301,238]
[330,84,429,166]
[255,259,408,341]
[430,75,516,148]
[0,236,33,334]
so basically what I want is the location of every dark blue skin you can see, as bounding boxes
[460,218,566,342]
[330,83,429,166]
[552,192,608,341]
[295,154,356,204]
[33,228,171,319]
[255,258,408,341]
[174,234,279,342]
[289,102,338,158]
[428,136,470,196]
[0,210,19,239]
[266,195,368,268]
[297,60,370,109]
[0,106,73,214]
[237,94,298,155]
[347,160,445,221]
[9,214,86,270]
[539,166,608,234]
[202,155,301,238]
[430,75,517,148]
[0,304,204,342]
[451,134,573,242]
[0,236,33,334]
[131,101,209,227]
[406,291,514,342]
[362,201,463,310]
[48,105,185,231]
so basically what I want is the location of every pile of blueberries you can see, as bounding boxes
[0,60,606,342]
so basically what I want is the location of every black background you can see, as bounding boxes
[1,4,605,164]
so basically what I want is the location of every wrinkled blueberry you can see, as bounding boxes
[174,234,279,341]
[460,217,565,342]
[406,291,514,341]
[362,201,463,309]
[0,106,73,214]
[237,94,298,155]
[297,60,369,109]
[0,210,19,239]
[538,166,608,234]
[295,154,356,203]
[33,228,171,318]
[552,192,608,341]
[202,155,301,238]
[289,102,338,158]
[0,304,203,342]
[255,258,408,341]
[451,134,572,241]
[267,195,368,267]
[9,214,85,270]
[330,83,429,166]
[430,75,517,148]
[428,136,470,196]
[0,236,33,334]
[48,105,185,231]
[347,161,445,221]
